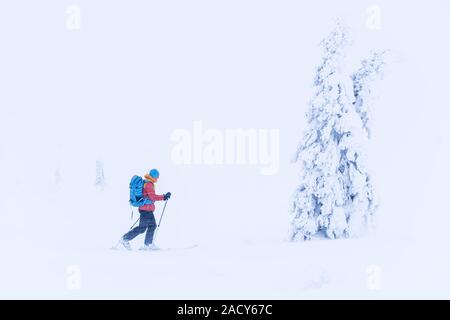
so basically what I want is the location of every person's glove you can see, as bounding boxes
[163,192,172,200]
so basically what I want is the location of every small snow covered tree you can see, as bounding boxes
[95,160,106,189]
[289,23,376,241]
[54,167,61,187]
[351,51,387,138]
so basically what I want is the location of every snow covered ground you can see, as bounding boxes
[2,235,449,299]
[1,0,450,299]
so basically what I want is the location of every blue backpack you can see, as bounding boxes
[129,175,153,207]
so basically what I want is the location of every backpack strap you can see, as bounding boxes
[142,181,153,205]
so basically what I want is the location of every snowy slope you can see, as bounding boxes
[1,0,450,299]
[2,237,449,299]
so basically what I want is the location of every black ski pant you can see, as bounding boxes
[123,210,156,245]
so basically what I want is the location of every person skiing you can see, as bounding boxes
[120,169,171,250]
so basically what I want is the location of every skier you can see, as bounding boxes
[120,169,171,250]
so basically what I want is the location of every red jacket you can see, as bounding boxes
[139,181,164,212]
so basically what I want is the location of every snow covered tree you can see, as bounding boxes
[351,51,387,138]
[49,165,62,194]
[95,160,106,189]
[289,23,376,241]
[54,167,61,187]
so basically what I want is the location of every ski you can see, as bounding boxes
[110,244,198,251]
[148,244,198,252]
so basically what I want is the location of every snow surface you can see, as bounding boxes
[1,0,450,299]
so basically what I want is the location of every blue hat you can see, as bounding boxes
[149,169,160,179]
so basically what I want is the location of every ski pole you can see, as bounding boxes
[129,217,140,230]
[152,199,169,244]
